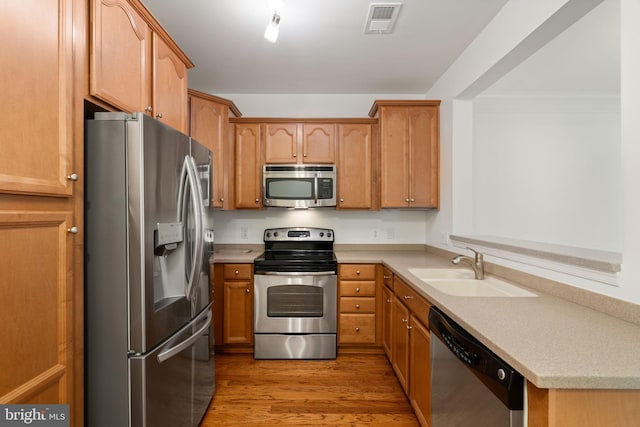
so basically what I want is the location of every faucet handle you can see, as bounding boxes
[465,247,483,262]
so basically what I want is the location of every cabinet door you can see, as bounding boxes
[265,123,298,163]
[223,281,253,344]
[409,315,431,427]
[189,95,229,208]
[302,123,335,163]
[90,0,151,114]
[0,211,74,406]
[234,124,262,209]
[391,296,410,394]
[380,107,410,208]
[1,0,75,196]
[337,124,373,209]
[408,106,439,208]
[382,286,393,359]
[152,33,188,133]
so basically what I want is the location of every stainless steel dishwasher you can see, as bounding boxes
[429,306,525,427]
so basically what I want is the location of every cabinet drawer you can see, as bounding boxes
[339,281,376,296]
[339,313,376,344]
[339,264,376,280]
[394,277,431,327]
[223,263,252,280]
[340,297,376,313]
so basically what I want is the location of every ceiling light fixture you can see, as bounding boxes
[264,12,281,43]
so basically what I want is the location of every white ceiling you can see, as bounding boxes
[141,0,509,95]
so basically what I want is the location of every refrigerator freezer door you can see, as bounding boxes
[130,305,215,427]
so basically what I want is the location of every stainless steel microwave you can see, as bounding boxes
[263,164,336,208]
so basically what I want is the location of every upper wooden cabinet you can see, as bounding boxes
[188,90,241,209]
[264,122,336,164]
[337,123,376,209]
[370,100,440,209]
[0,0,76,197]
[233,123,263,209]
[90,0,194,133]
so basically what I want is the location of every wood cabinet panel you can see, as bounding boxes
[264,123,298,163]
[152,32,188,133]
[0,0,75,197]
[391,296,410,394]
[0,211,73,404]
[409,315,431,427]
[382,285,393,359]
[394,277,431,327]
[234,124,262,209]
[302,123,335,163]
[90,0,151,114]
[339,313,376,344]
[380,107,409,207]
[223,280,253,345]
[337,124,373,209]
[408,106,439,208]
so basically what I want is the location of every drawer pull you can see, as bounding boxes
[245,288,250,294]
[355,327,360,332]
[356,270,361,275]
[355,304,360,309]
[234,270,239,275]
[403,295,414,300]
[355,287,360,293]
[401,318,408,324]
[383,275,390,279]
[386,298,392,303]
[406,324,413,330]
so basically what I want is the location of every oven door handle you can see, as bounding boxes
[256,271,336,276]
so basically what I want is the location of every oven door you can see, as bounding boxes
[254,273,337,334]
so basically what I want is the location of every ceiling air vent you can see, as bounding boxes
[364,3,403,34]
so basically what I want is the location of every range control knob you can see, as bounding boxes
[319,232,324,237]
[274,231,279,238]
[327,232,332,238]
[266,232,272,238]
[497,369,506,381]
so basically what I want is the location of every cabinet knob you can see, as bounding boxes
[406,324,413,330]
[220,198,224,202]
[405,198,410,202]
[355,287,360,293]
[234,270,239,275]
[401,318,408,324]
[145,106,153,113]
[245,288,250,294]
[293,153,297,158]
[355,304,360,309]
[355,327,360,332]
[410,198,415,202]
[155,113,163,119]
[386,298,392,303]
[340,198,344,202]
[303,153,307,157]
[66,173,78,181]
[67,226,79,234]
[255,198,260,203]
[383,275,390,279]
[356,270,361,275]
[403,295,414,300]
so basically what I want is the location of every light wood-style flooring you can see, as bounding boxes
[200,353,419,426]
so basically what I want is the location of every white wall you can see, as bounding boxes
[426,0,640,303]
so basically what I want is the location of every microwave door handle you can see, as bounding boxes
[314,174,318,205]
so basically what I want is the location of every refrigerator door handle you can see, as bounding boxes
[185,155,205,302]
[157,309,211,363]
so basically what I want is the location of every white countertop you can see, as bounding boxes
[212,247,640,389]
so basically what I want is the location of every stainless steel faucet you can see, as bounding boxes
[451,247,485,279]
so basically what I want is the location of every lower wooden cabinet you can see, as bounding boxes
[213,263,254,352]
[389,275,432,427]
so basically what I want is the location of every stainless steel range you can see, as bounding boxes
[253,227,337,359]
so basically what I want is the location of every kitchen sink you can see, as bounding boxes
[424,277,537,297]
[408,267,476,280]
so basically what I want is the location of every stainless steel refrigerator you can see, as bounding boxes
[85,112,215,427]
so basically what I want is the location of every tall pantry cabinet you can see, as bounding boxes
[0,0,85,424]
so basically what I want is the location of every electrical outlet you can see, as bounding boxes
[240,227,248,240]
[372,229,379,240]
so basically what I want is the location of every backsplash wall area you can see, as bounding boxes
[212,209,430,245]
